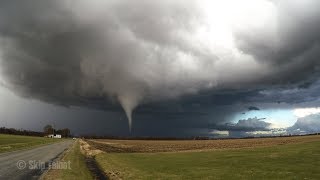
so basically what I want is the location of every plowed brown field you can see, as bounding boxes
[86,135,320,153]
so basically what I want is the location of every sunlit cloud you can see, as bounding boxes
[210,130,229,136]
[232,109,296,128]
[293,108,320,118]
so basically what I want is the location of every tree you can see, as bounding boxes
[60,128,71,137]
[55,128,71,137]
[43,125,54,135]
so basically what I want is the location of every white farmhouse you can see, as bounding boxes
[47,134,62,138]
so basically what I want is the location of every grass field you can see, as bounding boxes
[0,134,62,153]
[92,135,320,179]
[44,140,93,180]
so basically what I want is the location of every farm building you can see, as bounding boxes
[47,134,62,138]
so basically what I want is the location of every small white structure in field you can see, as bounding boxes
[48,134,62,138]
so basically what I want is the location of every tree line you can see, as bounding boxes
[0,127,44,137]
[43,125,71,137]
[0,125,71,138]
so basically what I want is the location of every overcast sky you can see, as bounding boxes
[0,0,320,137]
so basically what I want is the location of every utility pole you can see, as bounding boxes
[52,123,56,135]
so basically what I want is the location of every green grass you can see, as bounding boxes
[96,140,320,179]
[59,141,93,180]
[43,140,93,180]
[0,134,62,153]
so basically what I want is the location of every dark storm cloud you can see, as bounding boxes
[0,0,208,129]
[0,0,320,131]
[250,80,320,105]
[248,106,260,111]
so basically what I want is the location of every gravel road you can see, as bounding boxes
[0,140,73,180]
